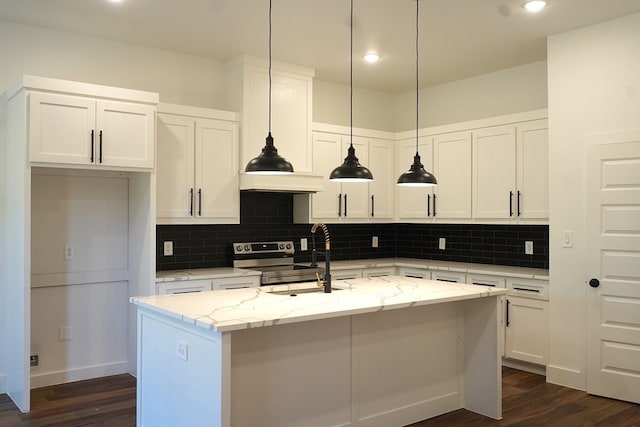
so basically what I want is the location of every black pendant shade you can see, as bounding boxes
[396,152,437,186]
[329,0,373,183]
[329,144,373,182]
[244,0,294,175]
[396,0,437,187]
[245,132,294,174]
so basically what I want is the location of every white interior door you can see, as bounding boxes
[586,136,640,404]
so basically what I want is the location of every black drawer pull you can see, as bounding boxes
[513,287,540,293]
[473,282,496,287]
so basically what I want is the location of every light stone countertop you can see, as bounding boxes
[155,258,548,282]
[132,275,508,333]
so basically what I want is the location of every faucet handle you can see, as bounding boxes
[315,272,324,288]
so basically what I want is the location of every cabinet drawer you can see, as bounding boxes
[397,267,430,280]
[507,278,548,300]
[213,276,260,290]
[431,270,466,283]
[332,269,363,280]
[466,273,506,288]
[157,279,212,295]
[363,267,395,278]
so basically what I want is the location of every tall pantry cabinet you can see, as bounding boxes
[1,76,157,412]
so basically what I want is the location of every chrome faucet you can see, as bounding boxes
[310,222,332,293]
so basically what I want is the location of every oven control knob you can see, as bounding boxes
[279,243,285,249]
[235,245,243,252]
[286,243,292,249]
[244,244,251,252]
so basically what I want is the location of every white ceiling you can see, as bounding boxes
[2,0,640,93]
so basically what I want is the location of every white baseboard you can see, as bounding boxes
[502,358,546,376]
[30,361,129,389]
[546,364,585,391]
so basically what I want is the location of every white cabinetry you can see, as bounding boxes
[397,267,430,279]
[295,126,394,222]
[362,267,395,278]
[213,275,260,290]
[430,270,466,283]
[156,104,239,224]
[395,132,471,220]
[505,278,549,365]
[226,55,314,174]
[332,269,363,281]
[157,280,212,295]
[472,120,548,220]
[29,92,155,169]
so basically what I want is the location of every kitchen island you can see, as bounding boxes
[131,276,507,427]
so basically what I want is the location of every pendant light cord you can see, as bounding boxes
[415,0,419,156]
[268,0,273,135]
[349,0,354,148]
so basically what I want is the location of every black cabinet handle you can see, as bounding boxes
[344,194,348,217]
[189,188,194,216]
[90,130,95,163]
[433,194,437,217]
[99,130,103,163]
[338,194,342,217]
[371,195,375,217]
[517,190,521,216]
[198,188,202,216]
[509,191,514,217]
[513,287,540,293]
[506,299,510,327]
[589,278,600,288]
[427,194,431,216]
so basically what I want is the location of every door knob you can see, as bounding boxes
[589,278,600,288]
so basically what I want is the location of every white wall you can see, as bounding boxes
[395,61,548,131]
[0,20,227,109]
[546,12,640,390]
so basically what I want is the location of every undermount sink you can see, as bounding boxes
[268,287,344,296]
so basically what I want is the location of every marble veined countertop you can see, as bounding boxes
[132,276,508,333]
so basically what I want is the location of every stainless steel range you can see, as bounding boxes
[232,241,324,285]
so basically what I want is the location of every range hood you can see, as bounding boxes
[239,172,324,193]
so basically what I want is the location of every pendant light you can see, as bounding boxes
[329,0,373,183]
[245,0,294,175]
[397,0,437,187]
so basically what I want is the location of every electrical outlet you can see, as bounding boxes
[300,238,308,251]
[163,241,174,256]
[525,241,534,255]
[176,340,188,361]
[439,238,446,250]
[372,236,378,248]
[64,244,74,260]
[30,355,39,367]
[59,326,73,341]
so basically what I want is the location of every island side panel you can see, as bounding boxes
[136,309,230,427]
[462,296,502,419]
[230,316,353,427]
[352,302,461,426]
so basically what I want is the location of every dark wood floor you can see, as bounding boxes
[0,368,638,426]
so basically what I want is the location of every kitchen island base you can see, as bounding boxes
[136,292,501,426]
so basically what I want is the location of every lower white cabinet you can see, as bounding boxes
[362,267,395,278]
[396,267,430,279]
[505,278,549,365]
[332,269,363,281]
[430,270,466,283]
[213,276,260,290]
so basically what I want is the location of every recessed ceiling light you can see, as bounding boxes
[523,0,548,13]
[364,53,380,63]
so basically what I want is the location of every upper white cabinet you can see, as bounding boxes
[226,55,314,174]
[472,119,548,220]
[156,104,240,224]
[395,131,471,221]
[29,92,155,170]
[294,126,394,222]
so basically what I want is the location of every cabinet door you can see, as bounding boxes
[195,119,239,221]
[433,131,472,219]
[517,120,548,219]
[156,114,196,219]
[395,137,434,219]
[505,296,548,365]
[472,125,516,218]
[29,92,96,165]
[340,137,369,218]
[157,280,212,295]
[97,100,155,169]
[311,133,342,219]
[368,139,394,218]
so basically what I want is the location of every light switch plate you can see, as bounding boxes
[563,231,573,248]
[163,241,174,256]
[176,340,188,361]
[300,238,308,251]
[438,238,446,250]
[372,236,378,248]
[525,241,534,255]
